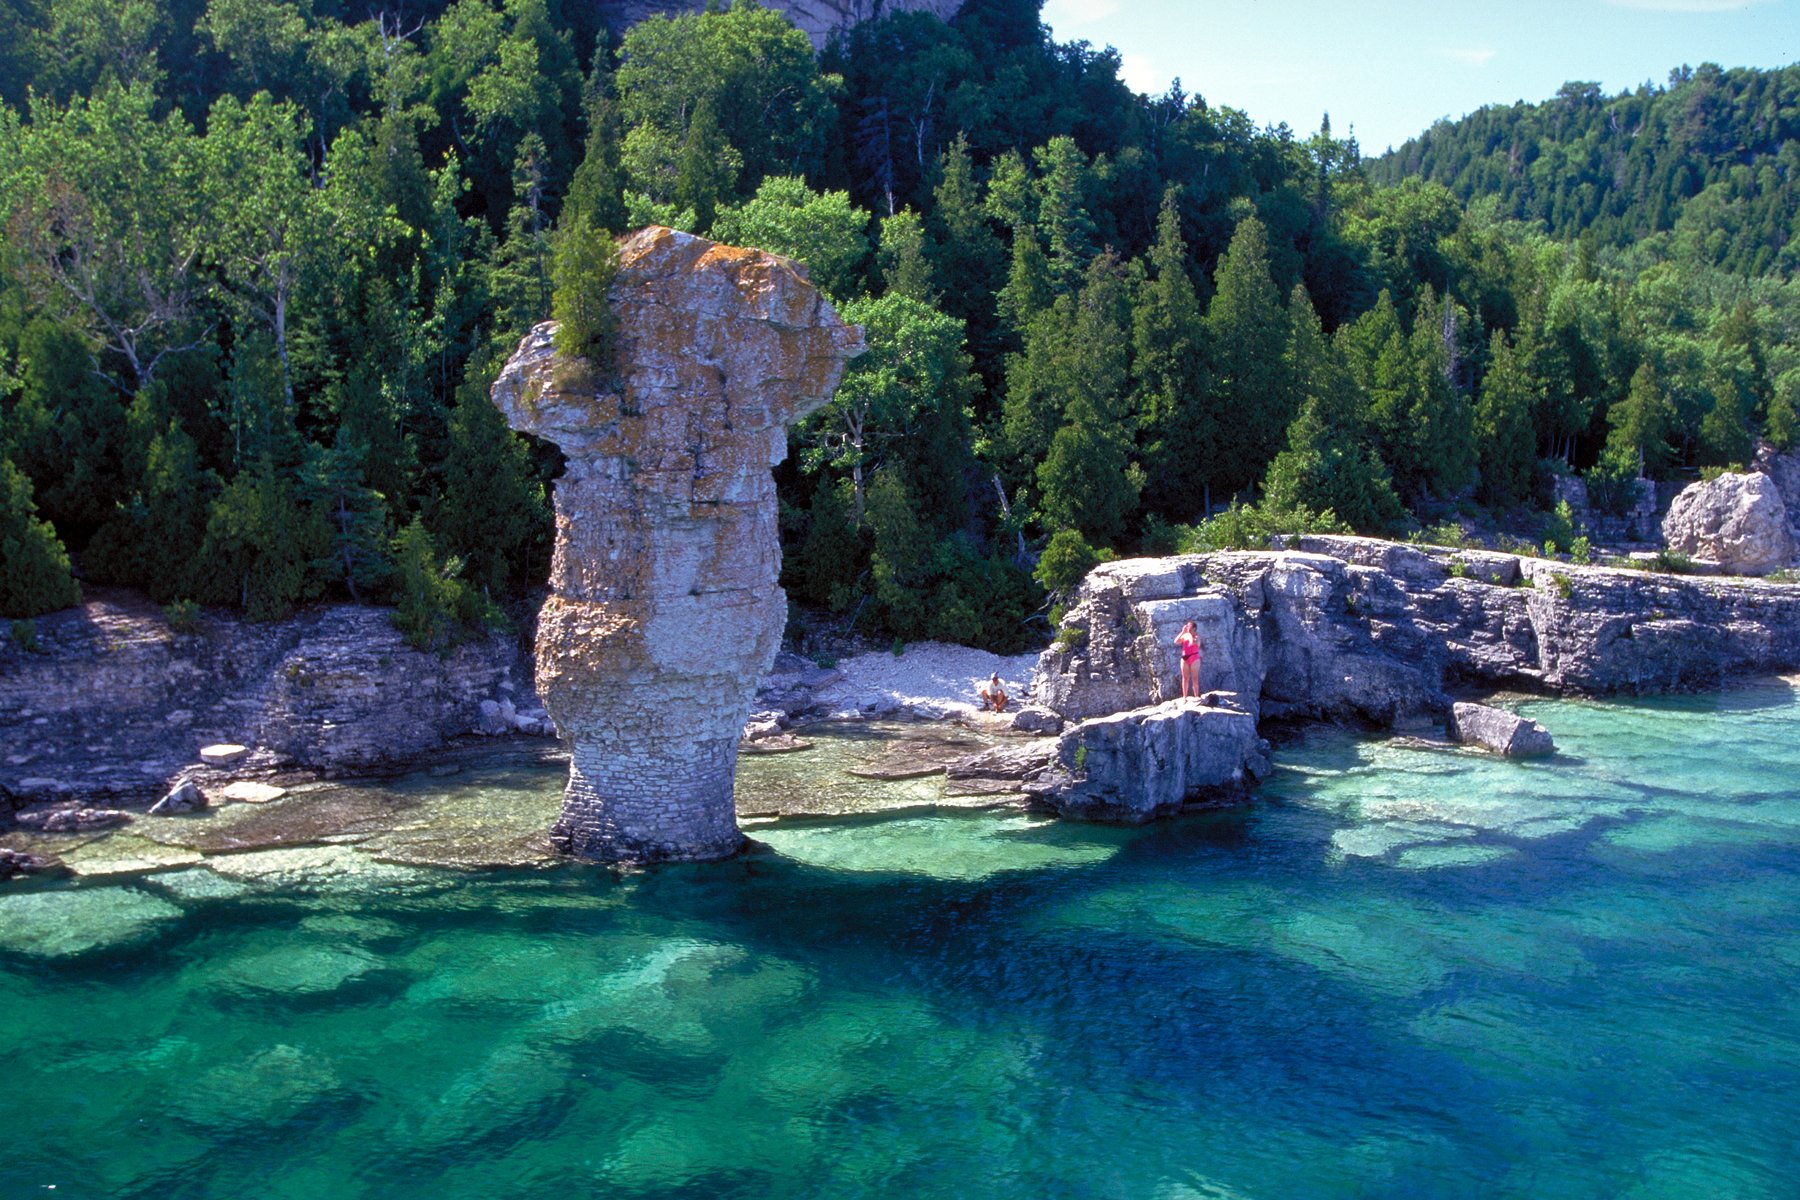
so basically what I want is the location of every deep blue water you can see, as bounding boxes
[1,683,1797,1198]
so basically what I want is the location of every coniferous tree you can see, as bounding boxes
[1202,212,1290,498]
[1263,288,1402,531]
[433,374,550,596]
[876,209,938,303]
[1034,253,1141,542]
[1133,188,1211,521]
[0,458,81,618]
[1474,332,1539,507]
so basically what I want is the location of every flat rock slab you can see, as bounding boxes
[740,735,814,756]
[846,736,988,780]
[199,744,250,765]
[219,781,287,804]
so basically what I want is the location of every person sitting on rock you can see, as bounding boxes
[1175,620,1203,698]
[977,673,1009,713]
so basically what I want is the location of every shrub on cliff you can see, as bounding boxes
[0,459,80,618]
[551,216,620,367]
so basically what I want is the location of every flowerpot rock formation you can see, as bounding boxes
[491,226,862,863]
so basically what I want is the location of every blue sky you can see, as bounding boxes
[1039,0,1800,152]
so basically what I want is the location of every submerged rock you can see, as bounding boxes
[1663,471,1796,575]
[0,885,183,957]
[491,226,861,864]
[1448,702,1555,757]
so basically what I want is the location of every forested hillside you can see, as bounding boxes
[1372,65,1800,276]
[2,0,1797,653]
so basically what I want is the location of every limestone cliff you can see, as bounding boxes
[490,226,861,862]
[0,592,534,808]
[595,0,963,48]
[1037,535,1800,733]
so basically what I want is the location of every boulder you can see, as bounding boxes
[149,779,207,815]
[1004,705,1063,735]
[1662,472,1796,575]
[490,226,861,863]
[1032,701,1271,824]
[1447,702,1555,757]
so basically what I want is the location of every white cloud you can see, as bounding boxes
[1444,48,1498,66]
[1603,0,1773,11]
[1041,0,1123,26]
[1118,52,1169,96]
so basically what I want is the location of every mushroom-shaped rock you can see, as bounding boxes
[1662,472,1796,576]
[491,226,863,863]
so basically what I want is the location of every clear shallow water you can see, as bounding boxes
[3,685,1799,1199]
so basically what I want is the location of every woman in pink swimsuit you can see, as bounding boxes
[1175,620,1202,698]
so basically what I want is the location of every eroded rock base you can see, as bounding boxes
[553,740,747,862]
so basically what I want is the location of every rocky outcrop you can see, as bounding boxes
[1447,702,1555,757]
[1039,535,1800,725]
[1030,701,1271,823]
[1662,472,1796,575]
[596,0,963,48]
[0,592,536,806]
[491,226,861,863]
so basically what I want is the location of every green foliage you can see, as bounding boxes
[389,516,494,652]
[1541,499,1577,554]
[0,458,81,618]
[1551,572,1573,599]
[1181,501,1349,552]
[1570,536,1592,565]
[10,618,41,652]
[1035,528,1104,594]
[712,176,870,300]
[162,598,201,633]
[551,217,619,363]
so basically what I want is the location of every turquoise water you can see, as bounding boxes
[4,684,1799,1198]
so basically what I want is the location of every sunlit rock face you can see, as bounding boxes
[594,0,963,48]
[491,226,862,862]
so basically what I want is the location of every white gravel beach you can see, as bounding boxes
[810,642,1046,720]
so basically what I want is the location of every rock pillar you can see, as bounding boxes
[491,227,862,862]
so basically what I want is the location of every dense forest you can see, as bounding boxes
[2,0,1798,654]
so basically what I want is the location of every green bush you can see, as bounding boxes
[1036,528,1105,593]
[10,619,41,652]
[1180,502,1347,552]
[1570,536,1592,565]
[163,599,202,633]
[1540,500,1576,554]
[0,459,81,619]
[551,218,620,365]
[389,518,501,652]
